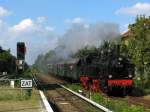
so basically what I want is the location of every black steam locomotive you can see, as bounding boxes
[48,43,134,95]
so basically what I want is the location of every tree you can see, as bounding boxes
[73,46,98,58]
[0,46,16,74]
[121,15,150,88]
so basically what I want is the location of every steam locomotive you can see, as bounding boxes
[48,44,134,95]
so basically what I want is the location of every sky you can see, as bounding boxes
[0,0,150,64]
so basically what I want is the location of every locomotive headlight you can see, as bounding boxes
[108,75,112,78]
[118,62,120,65]
[128,74,132,78]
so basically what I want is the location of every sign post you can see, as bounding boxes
[10,80,15,88]
[21,80,33,97]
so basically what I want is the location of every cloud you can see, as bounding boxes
[36,16,46,23]
[65,17,84,24]
[0,17,56,64]
[84,24,90,29]
[45,26,55,31]
[0,19,8,30]
[0,6,10,17]
[10,19,34,32]
[116,3,150,15]
[9,18,54,36]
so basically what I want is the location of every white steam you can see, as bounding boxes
[46,22,120,63]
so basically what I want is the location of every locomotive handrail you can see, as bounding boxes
[58,84,113,112]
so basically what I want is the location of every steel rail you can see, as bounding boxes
[58,84,113,112]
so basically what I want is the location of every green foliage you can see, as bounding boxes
[121,105,145,112]
[73,46,98,58]
[123,15,150,69]
[0,50,11,61]
[67,83,147,112]
[91,92,105,104]
[73,41,116,58]
[121,15,150,90]
[91,92,146,112]
[132,87,146,96]
[22,68,32,78]
[0,47,16,74]
[66,84,81,92]
[132,78,145,96]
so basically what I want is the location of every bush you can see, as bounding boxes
[132,87,146,96]
[132,78,146,96]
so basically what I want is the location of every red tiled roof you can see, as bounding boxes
[122,30,130,40]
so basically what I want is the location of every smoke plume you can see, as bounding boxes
[45,22,120,64]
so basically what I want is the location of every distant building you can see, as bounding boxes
[122,30,130,39]
[121,30,130,45]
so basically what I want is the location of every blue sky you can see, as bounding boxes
[0,0,150,64]
[0,0,149,31]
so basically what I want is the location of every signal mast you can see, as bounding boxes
[16,42,26,73]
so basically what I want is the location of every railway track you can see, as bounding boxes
[34,74,150,112]
[34,74,111,112]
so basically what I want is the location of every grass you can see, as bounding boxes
[0,88,43,112]
[65,83,82,92]
[66,84,148,112]
[91,92,147,112]
[145,89,150,94]
[0,88,32,101]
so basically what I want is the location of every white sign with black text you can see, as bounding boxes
[21,80,32,88]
